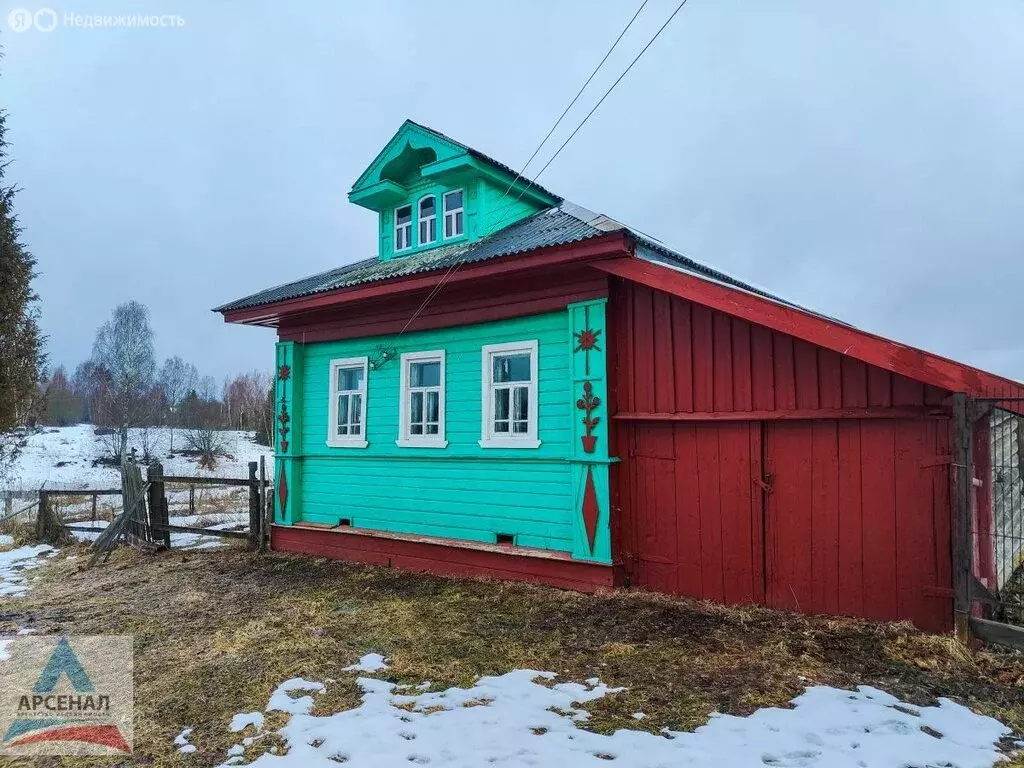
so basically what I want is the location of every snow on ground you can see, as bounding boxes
[1,425,273,492]
[210,664,1012,768]
[68,512,247,551]
[342,653,388,673]
[0,545,57,597]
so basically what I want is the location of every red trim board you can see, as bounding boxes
[271,524,614,592]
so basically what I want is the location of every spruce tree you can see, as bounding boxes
[0,108,45,450]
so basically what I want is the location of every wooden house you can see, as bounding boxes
[217,121,1023,632]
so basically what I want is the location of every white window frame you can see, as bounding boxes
[479,340,541,449]
[443,189,464,239]
[417,195,437,246]
[394,204,413,252]
[327,356,369,448]
[397,350,447,448]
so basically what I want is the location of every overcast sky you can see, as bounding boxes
[1,0,1022,384]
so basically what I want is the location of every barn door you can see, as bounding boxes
[763,418,951,630]
[623,421,766,605]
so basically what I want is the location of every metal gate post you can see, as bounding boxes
[952,393,973,643]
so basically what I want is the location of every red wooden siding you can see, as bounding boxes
[609,279,954,632]
[609,280,949,417]
[617,422,764,605]
[764,419,951,631]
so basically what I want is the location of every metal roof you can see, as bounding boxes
[215,200,806,317]
[215,204,608,313]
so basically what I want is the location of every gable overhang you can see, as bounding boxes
[219,230,631,327]
[594,255,1024,400]
[347,180,408,209]
[421,156,559,208]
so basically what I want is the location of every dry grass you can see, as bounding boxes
[1,546,1023,767]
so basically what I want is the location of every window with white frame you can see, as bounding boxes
[443,190,464,238]
[398,350,447,448]
[418,196,437,246]
[394,204,413,251]
[327,357,368,448]
[479,341,540,449]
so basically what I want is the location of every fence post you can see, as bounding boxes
[36,491,48,541]
[952,393,973,644]
[248,461,260,551]
[91,493,97,522]
[147,462,170,549]
[259,455,268,553]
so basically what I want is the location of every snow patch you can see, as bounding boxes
[174,727,196,754]
[230,712,265,733]
[0,544,56,597]
[266,679,326,716]
[216,671,1010,768]
[343,653,388,673]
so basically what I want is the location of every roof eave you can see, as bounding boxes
[594,254,1024,399]
[219,230,631,327]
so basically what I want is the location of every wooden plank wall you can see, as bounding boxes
[609,279,955,632]
[609,279,949,416]
[764,418,952,632]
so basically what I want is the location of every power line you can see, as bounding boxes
[496,0,691,220]
[400,0,691,337]
[397,0,652,338]
[494,0,651,202]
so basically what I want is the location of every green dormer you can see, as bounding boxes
[348,120,560,262]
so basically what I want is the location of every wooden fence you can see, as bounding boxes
[38,457,272,555]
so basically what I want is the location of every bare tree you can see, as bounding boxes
[158,355,198,453]
[91,301,155,457]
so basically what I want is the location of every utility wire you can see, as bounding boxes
[400,0,690,336]
[397,0,652,338]
[494,0,651,202]
[494,0,691,221]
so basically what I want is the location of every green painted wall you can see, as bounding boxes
[276,307,612,563]
[349,121,558,262]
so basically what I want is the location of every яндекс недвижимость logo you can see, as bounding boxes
[0,636,132,756]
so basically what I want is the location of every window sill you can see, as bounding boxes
[325,439,369,449]
[395,438,449,449]
[478,438,542,450]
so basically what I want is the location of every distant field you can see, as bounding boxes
[0,424,274,493]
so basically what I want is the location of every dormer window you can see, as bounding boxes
[418,196,437,246]
[394,205,413,251]
[443,190,464,238]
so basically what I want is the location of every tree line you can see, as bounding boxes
[40,300,274,454]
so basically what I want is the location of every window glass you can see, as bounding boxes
[411,361,440,387]
[492,354,531,383]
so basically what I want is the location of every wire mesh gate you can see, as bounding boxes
[957,395,1024,648]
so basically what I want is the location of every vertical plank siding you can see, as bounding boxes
[611,280,946,416]
[611,279,954,632]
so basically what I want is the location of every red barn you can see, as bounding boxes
[219,122,1023,634]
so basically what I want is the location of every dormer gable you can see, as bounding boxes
[348,120,560,262]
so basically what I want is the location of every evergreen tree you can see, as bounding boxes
[0,107,45,460]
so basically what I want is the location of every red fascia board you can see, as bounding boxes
[221,232,630,325]
[596,257,1024,398]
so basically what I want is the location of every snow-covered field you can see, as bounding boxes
[0,425,274,492]
[193,655,1011,768]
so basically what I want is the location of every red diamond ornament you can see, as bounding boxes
[582,467,599,554]
[278,466,288,516]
